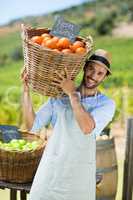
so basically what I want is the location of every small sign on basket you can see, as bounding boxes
[0,125,21,143]
[50,16,81,43]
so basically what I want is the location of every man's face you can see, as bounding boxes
[83,62,108,89]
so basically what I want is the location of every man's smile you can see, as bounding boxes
[85,77,97,87]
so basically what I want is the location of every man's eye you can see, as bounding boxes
[89,67,93,70]
[98,72,103,75]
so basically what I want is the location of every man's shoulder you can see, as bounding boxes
[98,93,116,108]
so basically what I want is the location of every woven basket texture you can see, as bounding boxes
[21,24,93,97]
[0,131,46,183]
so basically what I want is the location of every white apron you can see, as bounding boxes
[29,101,96,200]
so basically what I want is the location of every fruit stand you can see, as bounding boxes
[0,173,102,200]
[0,180,31,200]
[0,125,103,200]
[0,125,46,200]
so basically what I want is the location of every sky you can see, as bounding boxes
[0,0,89,26]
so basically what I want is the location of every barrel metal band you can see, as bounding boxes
[96,194,116,200]
[96,138,114,149]
[96,165,118,174]
[96,143,115,151]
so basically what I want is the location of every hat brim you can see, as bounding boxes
[87,60,112,75]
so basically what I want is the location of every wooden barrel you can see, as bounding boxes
[96,137,118,200]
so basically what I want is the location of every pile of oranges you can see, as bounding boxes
[31,33,87,54]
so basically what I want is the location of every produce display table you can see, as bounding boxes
[0,126,103,199]
[0,174,102,200]
[0,180,31,200]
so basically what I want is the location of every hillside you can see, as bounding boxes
[0,0,133,37]
[0,0,133,89]
[0,1,133,72]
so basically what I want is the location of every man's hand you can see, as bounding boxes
[51,67,76,96]
[52,68,95,135]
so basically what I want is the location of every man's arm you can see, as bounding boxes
[52,69,95,135]
[21,67,53,133]
[52,67,115,137]
[69,92,95,135]
[21,67,35,130]
[22,90,35,130]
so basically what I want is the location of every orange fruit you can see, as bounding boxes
[52,36,59,43]
[69,45,75,53]
[70,41,85,52]
[45,38,57,49]
[75,47,86,54]
[31,36,43,45]
[41,33,51,39]
[53,49,60,53]
[57,37,71,49]
[41,37,51,46]
[62,49,72,54]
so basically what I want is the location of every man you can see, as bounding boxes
[21,49,115,200]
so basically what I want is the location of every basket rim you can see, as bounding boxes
[24,39,90,57]
[21,24,93,54]
[0,130,46,154]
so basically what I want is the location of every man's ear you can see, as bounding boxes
[102,74,108,82]
[103,70,110,81]
[104,75,107,80]
[103,75,108,81]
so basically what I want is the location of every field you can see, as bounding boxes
[0,32,132,126]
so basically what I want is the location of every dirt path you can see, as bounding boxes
[113,22,133,37]
[0,23,20,37]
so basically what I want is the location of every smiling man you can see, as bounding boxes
[21,49,115,200]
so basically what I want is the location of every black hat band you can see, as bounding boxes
[88,54,110,69]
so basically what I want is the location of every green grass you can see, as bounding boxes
[95,37,133,71]
[0,35,133,91]
[0,61,22,95]
[0,31,21,55]
[0,34,132,125]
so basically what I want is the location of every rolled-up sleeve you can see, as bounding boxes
[30,98,53,133]
[90,100,116,137]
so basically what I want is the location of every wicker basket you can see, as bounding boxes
[21,24,93,97]
[0,131,46,183]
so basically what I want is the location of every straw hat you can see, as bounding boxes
[86,49,112,74]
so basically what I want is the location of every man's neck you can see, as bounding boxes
[77,84,98,97]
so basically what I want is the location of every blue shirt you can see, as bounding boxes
[31,93,116,137]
